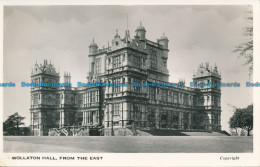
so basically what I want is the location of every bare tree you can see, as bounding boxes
[233,12,253,74]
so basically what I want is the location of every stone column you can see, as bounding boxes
[109,104,113,124]
[178,111,182,130]
[63,111,65,126]
[59,111,62,128]
[94,110,97,124]
[88,111,90,124]
[86,111,88,124]
[83,111,86,125]
[105,105,109,127]
[155,108,159,129]
[31,112,34,135]
[85,111,87,125]
[123,102,128,126]
[59,111,64,127]
[121,102,124,127]
[38,112,43,136]
[30,112,33,126]
[88,111,91,124]
[207,113,212,131]
[188,113,192,130]
[218,114,221,130]
[167,110,171,129]
[97,110,100,125]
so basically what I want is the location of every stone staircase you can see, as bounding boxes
[135,130,230,136]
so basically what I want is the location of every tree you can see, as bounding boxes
[233,12,253,74]
[229,114,239,136]
[229,104,253,136]
[3,112,25,136]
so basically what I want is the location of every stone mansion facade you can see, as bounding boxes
[30,23,222,136]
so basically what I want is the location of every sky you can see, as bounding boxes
[3,5,253,131]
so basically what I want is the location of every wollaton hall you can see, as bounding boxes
[30,23,222,136]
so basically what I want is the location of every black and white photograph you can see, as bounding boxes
[0,1,260,167]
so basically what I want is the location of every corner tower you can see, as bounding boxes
[193,62,222,131]
[135,22,146,40]
[30,60,60,136]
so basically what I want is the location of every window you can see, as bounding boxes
[113,121,119,126]
[214,114,218,125]
[162,90,167,101]
[133,55,141,68]
[113,55,121,68]
[151,50,157,69]
[172,112,178,123]
[179,93,182,104]
[55,112,60,121]
[95,58,101,74]
[33,95,39,105]
[163,60,167,68]
[168,91,171,102]
[133,104,140,120]
[122,54,126,61]
[183,94,188,105]
[96,90,99,102]
[92,92,95,102]
[33,112,39,124]
[134,79,141,93]
[214,97,219,106]
[78,94,83,105]
[150,87,156,100]
[173,92,178,103]
[113,103,120,115]
[113,78,121,93]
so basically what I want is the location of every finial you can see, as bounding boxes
[116,29,118,35]
[206,62,209,68]
[140,21,142,26]
[163,32,165,36]
[127,13,128,30]
[93,38,94,43]
[108,41,110,48]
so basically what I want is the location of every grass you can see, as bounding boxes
[4,136,253,153]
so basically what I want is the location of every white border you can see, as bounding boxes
[0,0,259,166]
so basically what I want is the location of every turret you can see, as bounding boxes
[135,22,146,40]
[64,72,71,84]
[158,33,169,50]
[89,38,98,55]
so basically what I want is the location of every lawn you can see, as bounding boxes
[4,136,253,153]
